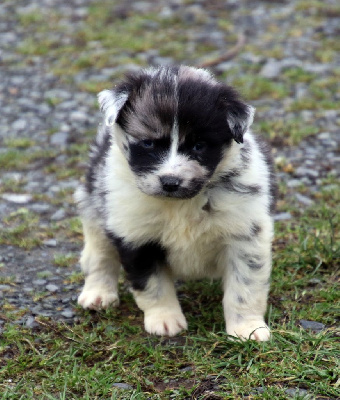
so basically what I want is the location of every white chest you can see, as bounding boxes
[105,172,225,279]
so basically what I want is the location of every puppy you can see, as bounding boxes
[75,66,276,341]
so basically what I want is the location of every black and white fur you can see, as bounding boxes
[75,66,276,341]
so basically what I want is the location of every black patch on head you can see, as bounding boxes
[255,134,277,214]
[116,66,179,136]
[176,76,249,174]
[86,127,111,193]
[106,231,166,291]
[128,136,171,175]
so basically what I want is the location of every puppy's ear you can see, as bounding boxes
[227,104,255,144]
[97,89,129,127]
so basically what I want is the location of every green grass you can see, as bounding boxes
[1,196,339,399]
[0,148,59,171]
[253,118,319,146]
[229,75,290,101]
[0,208,43,249]
[53,253,79,268]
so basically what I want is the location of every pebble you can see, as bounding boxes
[295,193,314,206]
[25,315,38,328]
[43,239,58,247]
[299,319,325,332]
[308,278,321,285]
[50,132,68,147]
[46,284,59,293]
[274,212,292,221]
[2,193,33,204]
[33,279,47,286]
[294,167,319,179]
[61,309,75,318]
[112,383,133,390]
[11,119,28,131]
[30,203,52,214]
[260,59,282,78]
[287,179,303,188]
[50,209,66,221]
[285,388,309,398]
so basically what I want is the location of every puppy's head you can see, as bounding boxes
[98,66,254,199]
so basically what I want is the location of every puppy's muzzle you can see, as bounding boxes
[160,175,182,193]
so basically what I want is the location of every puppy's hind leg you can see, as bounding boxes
[78,219,120,310]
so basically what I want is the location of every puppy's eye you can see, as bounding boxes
[140,140,154,149]
[192,142,207,152]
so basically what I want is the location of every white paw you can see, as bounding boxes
[227,320,271,342]
[144,309,188,337]
[78,289,119,310]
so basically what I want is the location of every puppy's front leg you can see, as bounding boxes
[115,239,187,336]
[78,219,121,309]
[222,235,272,342]
[134,269,187,337]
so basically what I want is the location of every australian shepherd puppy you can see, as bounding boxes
[75,66,276,341]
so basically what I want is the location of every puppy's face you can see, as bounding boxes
[98,66,254,199]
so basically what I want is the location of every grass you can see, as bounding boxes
[253,118,319,146]
[0,194,339,399]
[0,208,42,249]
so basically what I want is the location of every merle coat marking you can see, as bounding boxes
[75,66,276,341]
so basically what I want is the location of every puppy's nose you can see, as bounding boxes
[160,175,182,192]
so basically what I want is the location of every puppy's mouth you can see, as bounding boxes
[140,180,205,200]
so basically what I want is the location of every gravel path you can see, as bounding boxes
[0,0,339,331]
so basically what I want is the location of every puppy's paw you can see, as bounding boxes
[144,309,188,337]
[227,320,270,342]
[78,289,119,310]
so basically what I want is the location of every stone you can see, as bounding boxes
[50,131,68,147]
[287,179,303,188]
[260,59,282,78]
[274,212,292,221]
[294,167,319,179]
[25,316,38,328]
[43,239,57,247]
[295,193,314,206]
[285,388,309,398]
[33,279,47,286]
[317,132,331,140]
[2,193,32,204]
[30,203,52,214]
[70,110,88,122]
[46,284,59,292]
[50,209,66,221]
[299,319,325,332]
[112,383,133,390]
[11,119,28,130]
[61,309,75,318]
